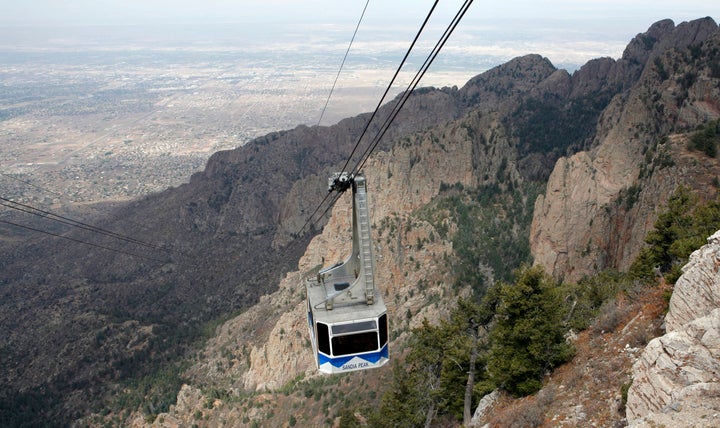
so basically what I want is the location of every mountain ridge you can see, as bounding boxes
[1,16,719,427]
[153,16,720,427]
[1,47,561,426]
[531,16,720,282]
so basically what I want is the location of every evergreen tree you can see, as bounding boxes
[487,265,574,396]
[640,187,693,275]
[631,187,720,283]
[373,363,424,428]
[373,321,446,428]
[688,119,720,157]
[372,302,494,427]
[441,298,493,424]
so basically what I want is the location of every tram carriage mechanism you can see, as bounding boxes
[306,172,389,373]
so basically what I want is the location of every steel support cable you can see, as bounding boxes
[297,0,375,237]
[293,0,471,239]
[353,0,474,175]
[297,0,440,236]
[2,172,64,198]
[338,0,440,176]
[314,190,345,228]
[316,0,371,127]
[0,196,166,252]
[353,0,470,172]
[1,172,183,253]
[0,196,161,251]
[202,3,376,298]
[0,218,168,263]
[298,190,335,237]
[0,199,146,248]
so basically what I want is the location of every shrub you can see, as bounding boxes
[687,119,719,158]
[591,300,629,335]
[620,381,632,414]
[491,398,546,428]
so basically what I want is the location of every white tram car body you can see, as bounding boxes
[305,173,389,374]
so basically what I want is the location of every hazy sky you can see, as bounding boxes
[1,1,719,72]
[2,0,718,27]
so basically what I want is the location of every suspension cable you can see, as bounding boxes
[316,0,371,127]
[1,172,183,254]
[2,172,65,198]
[297,0,441,235]
[0,196,167,252]
[0,218,168,263]
[299,0,471,235]
[338,0,440,176]
[353,0,474,174]
[297,0,372,234]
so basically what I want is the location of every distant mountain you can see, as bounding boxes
[1,16,719,427]
[532,17,720,282]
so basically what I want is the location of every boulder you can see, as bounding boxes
[627,230,720,427]
[665,230,720,332]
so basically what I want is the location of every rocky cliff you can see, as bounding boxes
[184,46,651,392]
[0,42,586,424]
[0,57,473,425]
[531,17,720,282]
[627,230,720,427]
[16,38,631,424]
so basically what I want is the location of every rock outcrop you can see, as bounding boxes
[531,18,720,282]
[0,47,526,425]
[665,230,720,331]
[137,19,720,427]
[141,51,612,426]
[8,15,717,426]
[627,230,720,427]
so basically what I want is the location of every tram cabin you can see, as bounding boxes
[307,276,388,374]
[305,173,389,374]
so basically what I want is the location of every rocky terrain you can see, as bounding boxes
[1,16,720,427]
[627,230,720,427]
[473,283,668,427]
[118,17,720,428]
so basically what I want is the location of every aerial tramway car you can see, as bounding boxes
[305,172,389,374]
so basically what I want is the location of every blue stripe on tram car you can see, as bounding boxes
[318,344,389,372]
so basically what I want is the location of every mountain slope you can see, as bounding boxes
[2,16,719,427]
[69,17,715,428]
[0,48,599,425]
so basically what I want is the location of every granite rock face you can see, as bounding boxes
[627,230,720,427]
[531,18,720,282]
[665,231,720,331]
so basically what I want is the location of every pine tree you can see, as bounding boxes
[630,187,720,283]
[441,298,493,424]
[487,265,574,396]
[373,321,447,428]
